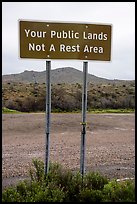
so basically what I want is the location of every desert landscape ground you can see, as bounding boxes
[2,112,135,189]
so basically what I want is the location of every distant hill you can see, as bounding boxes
[2,67,134,85]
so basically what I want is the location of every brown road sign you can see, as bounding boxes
[19,20,112,61]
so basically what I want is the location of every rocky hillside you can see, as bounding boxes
[2,67,132,84]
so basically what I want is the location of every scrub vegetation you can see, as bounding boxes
[2,159,135,202]
[2,81,135,113]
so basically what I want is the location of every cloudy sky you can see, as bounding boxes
[2,2,135,80]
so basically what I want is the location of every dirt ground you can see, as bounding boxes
[2,113,135,189]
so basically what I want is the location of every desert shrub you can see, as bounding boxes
[5,99,18,110]
[2,82,135,112]
[29,159,45,182]
[102,179,135,202]
[2,159,135,202]
[51,85,80,111]
[83,171,109,190]
[2,187,21,202]
[79,189,103,202]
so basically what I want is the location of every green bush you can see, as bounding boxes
[29,159,45,182]
[2,187,21,202]
[79,189,103,202]
[2,159,135,202]
[83,171,109,190]
[102,179,135,202]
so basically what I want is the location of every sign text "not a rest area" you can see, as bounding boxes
[19,21,112,61]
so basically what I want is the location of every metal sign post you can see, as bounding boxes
[45,60,51,174]
[19,20,111,176]
[80,61,88,176]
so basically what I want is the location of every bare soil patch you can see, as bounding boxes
[2,113,135,189]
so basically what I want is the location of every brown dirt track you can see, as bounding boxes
[2,112,135,189]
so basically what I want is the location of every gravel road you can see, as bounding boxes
[2,113,135,189]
